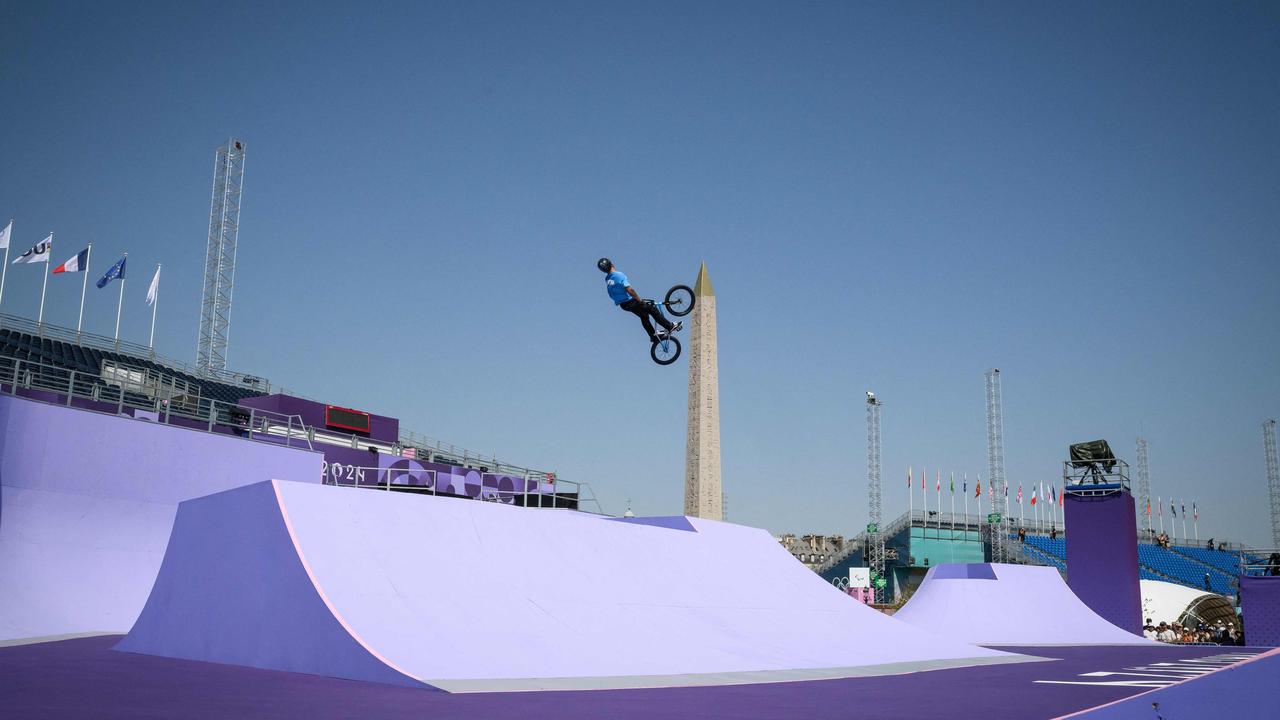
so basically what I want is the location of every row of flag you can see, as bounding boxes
[3,223,154,298]
[906,467,1026,500]
[1144,497,1198,520]
[902,462,1204,539]
[0,220,162,344]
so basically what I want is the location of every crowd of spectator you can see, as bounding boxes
[1142,618,1241,645]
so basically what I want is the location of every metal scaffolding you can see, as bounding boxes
[1136,437,1151,532]
[1265,419,1279,546]
[197,138,246,374]
[866,392,885,602]
[985,369,1010,563]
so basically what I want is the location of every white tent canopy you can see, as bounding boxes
[1140,579,1236,629]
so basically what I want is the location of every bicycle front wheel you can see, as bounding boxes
[650,336,682,365]
[664,285,696,317]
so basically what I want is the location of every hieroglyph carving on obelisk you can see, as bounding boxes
[684,262,722,520]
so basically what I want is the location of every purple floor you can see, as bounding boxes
[0,636,1266,720]
[1066,647,1279,720]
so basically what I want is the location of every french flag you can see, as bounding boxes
[53,247,89,274]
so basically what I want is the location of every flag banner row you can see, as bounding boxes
[0,218,163,348]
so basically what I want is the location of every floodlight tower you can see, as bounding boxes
[985,369,1009,563]
[196,138,246,374]
[1265,419,1279,546]
[1136,437,1151,533]
[866,391,886,602]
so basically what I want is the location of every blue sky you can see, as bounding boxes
[2,2,1277,544]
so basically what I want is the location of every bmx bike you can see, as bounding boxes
[649,284,696,366]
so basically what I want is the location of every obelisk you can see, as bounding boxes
[684,262,722,520]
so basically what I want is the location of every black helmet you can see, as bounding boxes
[597,257,613,272]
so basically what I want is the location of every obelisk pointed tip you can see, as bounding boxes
[693,262,714,297]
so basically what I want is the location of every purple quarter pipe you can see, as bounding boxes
[1065,491,1143,635]
[0,395,323,641]
[118,480,1037,692]
[894,564,1149,646]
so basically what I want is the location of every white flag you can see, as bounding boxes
[146,266,161,305]
[0,220,11,250]
[12,235,52,264]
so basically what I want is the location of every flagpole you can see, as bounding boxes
[149,263,161,349]
[963,474,969,526]
[1181,500,1187,545]
[1029,481,1039,527]
[950,472,955,531]
[77,244,92,336]
[908,467,913,524]
[1193,504,1199,542]
[37,233,51,327]
[1158,497,1163,534]
[114,254,127,342]
[0,219,12,312]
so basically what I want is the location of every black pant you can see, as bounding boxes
[620,299,673,341]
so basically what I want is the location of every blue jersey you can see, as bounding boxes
[605,270,632,305]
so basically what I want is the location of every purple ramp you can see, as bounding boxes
[1065,491,1143,634]
[0,395,323,641]
[114,482,427,688]
[895,564,1151,646]
[119,480,1033,692]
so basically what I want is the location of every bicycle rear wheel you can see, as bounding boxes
[650,336,682,365]
[664,285,696,317]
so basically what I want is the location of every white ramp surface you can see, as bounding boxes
[120,481,1034,691]
[895,563,1151,646]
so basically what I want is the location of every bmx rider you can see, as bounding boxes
[598,257,680,343]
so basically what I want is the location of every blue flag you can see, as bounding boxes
[97,255,127,288]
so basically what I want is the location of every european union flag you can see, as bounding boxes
[97,255,127,289]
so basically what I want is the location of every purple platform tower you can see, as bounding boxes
[1062,443,1143,636]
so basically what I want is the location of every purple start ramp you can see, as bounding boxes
[895,563,1151,646]
[117,481,1036,692]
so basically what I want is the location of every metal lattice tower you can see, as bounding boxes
[1265,419,1279,546]
[196,138,246,374]
[984,369,1010,563]
[866,392,885,602]
[1136,437,1151,533]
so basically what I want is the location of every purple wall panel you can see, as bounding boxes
[0,394,324,641]
[1240,576,1280,647]
[319,444,551,503]
[1065,491,1143,635]
[239,394,399,442]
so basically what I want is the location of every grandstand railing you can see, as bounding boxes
[323,464,604,514]
[269,388,560,485]
[0,314,591,501]
[0,355,310,451]
[0,312,270,390]
[1240,549,1280,577]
